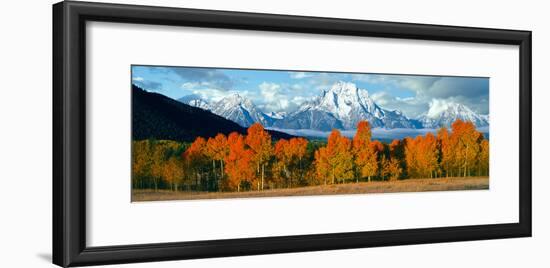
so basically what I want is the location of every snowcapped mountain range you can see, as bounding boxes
[177,81,488,130]
[271,81,419,130]
[417,102,489,129]
[177,94,211,110]
[210,94,275,127]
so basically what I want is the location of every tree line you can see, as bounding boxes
[132,119,489,192]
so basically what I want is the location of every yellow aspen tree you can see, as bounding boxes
[353,121,378,182]
[245,123,273,191]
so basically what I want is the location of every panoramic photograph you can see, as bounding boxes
[131,65,489,201]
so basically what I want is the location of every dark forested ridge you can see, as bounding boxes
[132,84,295,142]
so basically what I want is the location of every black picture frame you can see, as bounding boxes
[52,1,532,267]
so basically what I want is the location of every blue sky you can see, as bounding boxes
[132,65,489,118]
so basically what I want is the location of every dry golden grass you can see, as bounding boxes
[132,176,488,202]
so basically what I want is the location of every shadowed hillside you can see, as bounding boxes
[132,84,294,142]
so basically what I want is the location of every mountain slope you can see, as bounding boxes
[174,81,487,131]
[417,102,489,128]
[273,81,419,130]
[132,85,294,142]
[177,94,211,110]
[211,94,275,127]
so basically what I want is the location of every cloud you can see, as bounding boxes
[355,74,489,117]
[259,82,281,102]
[423,77,488,99]
[364,75,488,101]
[267,127,468,140]
[426,99,454,118]
[289,72,312,79]
[258,82,295,111]
[171,67,233,90]
[304,72,344,91]
[181,81,231,90]
[133,65,489,119]
[133,79,163,91]
[371,91,428,118]
[426,98,490,118]
[190,88,252,103]
[353,74,440,93]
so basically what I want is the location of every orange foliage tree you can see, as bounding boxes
[451,119,482,177]
[314,146,330,185]
[437,127,455,177]
[404,136,420,178]
[352,121,378,182]
[315,129,354,184]
[162,157,184,191]
[183,137,207,190]
[389,139,405,178]
[417,133,438,178]
[273,137,309,188]
[224,132,255,192]
[478,139,490,176]
[132,119,491,193]
[405,134,438,178]
[245,123,273,191]
[273,139,292,188]
[206,133,228,190]
[381,156,402,181]
[289,137,308,182]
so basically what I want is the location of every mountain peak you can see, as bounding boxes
[267,111,286,120]
[223,93,243,102]
[419,100,488,128]
[222,93,254,106]
[275,80,417,130]
[426,101,472,119]
[177,94,211,110]
[325,81,361,96]
[212,93,271,127]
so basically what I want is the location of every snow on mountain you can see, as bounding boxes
[417,101,489,128]
[211,93,274,127]
[267,111,286,120]
[178,81,488,131]
[177,94,212,111]
[480,114,490,123]
[272,81,419,130]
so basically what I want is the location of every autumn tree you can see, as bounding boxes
[478,139,489,176]
[130,139,183,191]
[404,135,437,178]
[272,137,309,188]
[183,137,208,190]
[419,133,439,178]
[245,123,273,191]
[384,157,402,181]
[404,136,420,178]
[273,139,292,188]
[314,147,330,185]
[206,133,228,190]
[315,129,354,184]
[377,139,404,181]
[437,127,455,177]
[132,119,490,194]
[451,119,482,177]
[132,140,153,189]
[162,156,184,191]
[389,139,405,179]
[352,121,378,182]
[289,137,308,183]
[370,140,384,155]
[224,132,255,191]
[149,143,166,191]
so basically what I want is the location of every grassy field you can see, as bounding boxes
[132,176,489,202]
